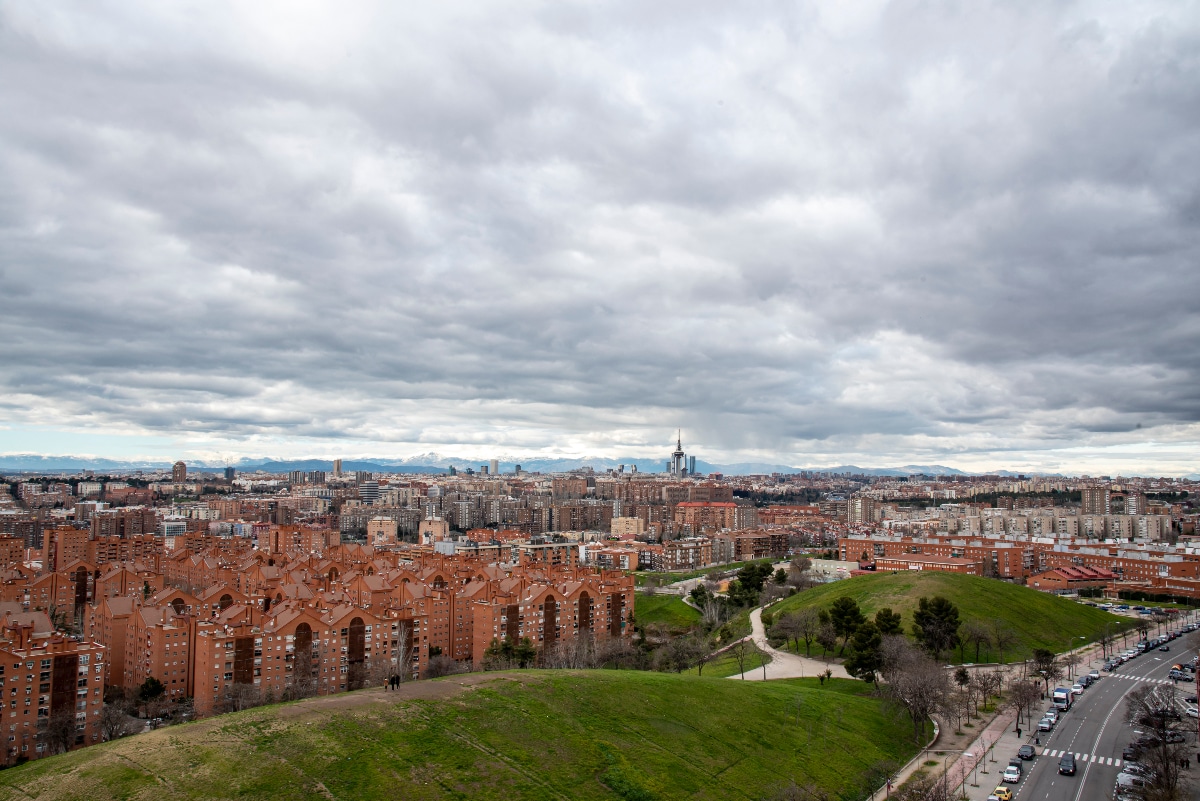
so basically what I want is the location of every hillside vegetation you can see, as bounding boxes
[0,671,917,801]
[634,593,702,632]
[766,571,1134,663]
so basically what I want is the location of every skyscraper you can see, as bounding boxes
[172,461,187,482]
[490,459,499,475]
[668,432,688,476]
[332,458,343,477]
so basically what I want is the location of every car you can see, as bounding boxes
[1002,765,1021,783]
[1123,744,1142,761]
[1160,645,1170,652]
[1134,605,1146,611]
[1059,753,1077,775]
[986,796,1000,801]
[1104,662,1116,671]
[1017,744,1036,760]
[1122,763,1154,778]
[1188,706,1199,719]
[1118,604,1131,610]
[1184,694,1197,704]
[1088,669,1101,680]
[1071,683,1084,695]
[1038,717,1054,732]
[1044,708,1059,723]
[992,786,1013,801]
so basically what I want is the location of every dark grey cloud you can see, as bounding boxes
[1,0,1198,473]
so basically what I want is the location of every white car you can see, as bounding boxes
[1071,683,1084,695]
[1187,706,1198,719]
[1088,669,1100,680]
[1003,765,1021,783]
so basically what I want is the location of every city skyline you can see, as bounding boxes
[2,3,1199,477]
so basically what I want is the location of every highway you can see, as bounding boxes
[1000,627,1200,801]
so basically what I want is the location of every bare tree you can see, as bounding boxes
[961,619,992,663]
[1007,679,1042,733]
[100,702,141,742]
[700,597,730,630]
[989,621,1019,665]
[794,608,821,656]
[816,620,838,659]
[1061,650,1082,682]
[223,683,263,713]
[44,708,77,754]
[1124,684,1190,801]
[730,639,749,679]
[426,654,461,678]
[884,643,949,742]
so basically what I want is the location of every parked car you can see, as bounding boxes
[1043,708,1058,723]
[1017,745,1035,760]
[1123,744,1142,761]
[1058,753,1076,775]
[1037,717,1054,732]
[1088,669,1100,680]
[992,787,1012,801]
[1187,706,1198,719]
[1071,683,1084,695]
[1002,765,1021,783]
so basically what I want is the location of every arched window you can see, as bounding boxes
[219,594,233,610]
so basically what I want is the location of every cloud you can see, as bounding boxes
[0,0,1198,474]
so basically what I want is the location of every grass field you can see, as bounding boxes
[634,593,702,631]
[0,671,920,801]
[758,572,1136,664]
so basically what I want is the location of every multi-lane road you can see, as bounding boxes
[1002,628,1200,801]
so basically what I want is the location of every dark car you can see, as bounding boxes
[1160,645,1170,652]
[1017,745,1035,760]
[1059,753,1076,775]
[1185,695,1197,704]
[1123,744,1142,761]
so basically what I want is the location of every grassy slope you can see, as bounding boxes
[0,672,918,801]
[634,594,702,631]
[763,572,1135,663]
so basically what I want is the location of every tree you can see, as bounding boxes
[815,616,838,659]
[1124,684,1188,801]
[1007,679,1041,732]
[828,597,866,656]
[795,607,821,656]
[844,621,884,684]
[961,619,992,663]
[884,643,949,742]
[100,701,141,742]
[426,654,461,677]
[990,621,1018,665]
[874,607,903,636]
[911,596,961,662]
[773,568,788,585]
[730,639,749,679]
[1031,649,1061,695]
[45,707,77,755]
[223,683,262,713]
[137,676,166,717]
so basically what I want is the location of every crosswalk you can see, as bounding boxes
[1107,674,1186,686]
[1040,749,1121,766]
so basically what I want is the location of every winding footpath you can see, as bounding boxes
[730,606,851,681]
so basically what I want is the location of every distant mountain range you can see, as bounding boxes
[0,452,1066,478]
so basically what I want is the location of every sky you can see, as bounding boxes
[1,1,1199,476]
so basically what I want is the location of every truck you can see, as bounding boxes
[1052,687,1072,711]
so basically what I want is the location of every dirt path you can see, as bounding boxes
[732,607,850,681]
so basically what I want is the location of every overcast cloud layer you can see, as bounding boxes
[1,1,1199,475]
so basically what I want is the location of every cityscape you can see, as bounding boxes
[1,2,1199,801]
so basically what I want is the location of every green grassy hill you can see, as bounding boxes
[0,671,918,801]
[765,572,1135,663]
[634,593,702,632]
